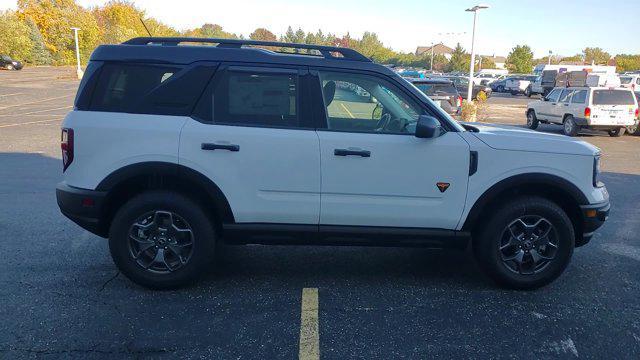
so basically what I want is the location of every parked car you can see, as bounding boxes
[490,77,510,93]
[409,78,462,116]
[527,76,545,97]
[1,55,23,70]
[473,73,501,86]
[627,92,640,135]
[57,37,609,290]
[444,76,492,100]
[527,86,638,136]
[619,74,640,91]
[505,75,538,95]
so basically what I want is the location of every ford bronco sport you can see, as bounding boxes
[56,37,610,290]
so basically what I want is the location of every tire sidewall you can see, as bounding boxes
[527,111,539,129]
[563,116,577,136]
[475,197,575,289]
[109,191,215,289]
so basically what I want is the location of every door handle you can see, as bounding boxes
[201,143,240,152]
[334,148,371,157]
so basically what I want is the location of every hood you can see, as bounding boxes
[468,123,599,156]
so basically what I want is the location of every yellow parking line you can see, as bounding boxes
[299,288,319,360]
[0,118,62,128]
[340,103,355,119]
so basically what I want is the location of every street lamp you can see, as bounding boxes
[71,27,83,79]
[548,50,552,65]
[465,4,489,104]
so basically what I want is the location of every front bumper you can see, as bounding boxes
[56,182,108,237]
[577,200,610,246]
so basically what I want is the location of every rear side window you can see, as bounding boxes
[559,89,573,103]
[414,83,457,96]
[90,63,179,112]
[212,70,299,127]
[571,90,587,104]
[620,77,632,84]
[592,90,636,105]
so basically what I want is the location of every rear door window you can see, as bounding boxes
[546,89,561,102]
[592,90,635,105]
[559,89,573,103]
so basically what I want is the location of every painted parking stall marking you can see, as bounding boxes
[299,288,320,360]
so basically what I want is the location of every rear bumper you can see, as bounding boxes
[56,182,108,237]
[577,200,610,246]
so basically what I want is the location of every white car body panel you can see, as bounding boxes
[179,120,321,224]
[316,130,470,229]
[62,111,186,190]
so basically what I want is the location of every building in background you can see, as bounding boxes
[415,44,454,60]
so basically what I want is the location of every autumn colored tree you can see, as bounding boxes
[0,10,33,62]
[249,28,277,41]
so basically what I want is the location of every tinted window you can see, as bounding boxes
[319,71,421,134]
[571,90,587,104]
[213,70,298,127]
[620,77,632,84]
[559,89,573,103]
[413,83,457,96]
[592,90,636,105]
[546,89,561,102]
[90,63,178,112]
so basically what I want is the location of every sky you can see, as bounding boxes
[1,0,637,58]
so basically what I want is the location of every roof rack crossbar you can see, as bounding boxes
[122,37,371,62]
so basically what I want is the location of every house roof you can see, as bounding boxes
[480,55,506,63]
[415,43,454,56]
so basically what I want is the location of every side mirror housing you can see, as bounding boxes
[415,115,443,139]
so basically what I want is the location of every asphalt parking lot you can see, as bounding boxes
[1,67,639,359]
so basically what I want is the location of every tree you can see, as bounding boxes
[506,45,534,73]
[479,56,496,70]
[446,43,470,73]
[560,54,583,63]
[615,54,640,72]
[582,47,610,65]
[249,28,276,41]
[26,18,52,64]
[183,23,238,39]
[0,10,33,62]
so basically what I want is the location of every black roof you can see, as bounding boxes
[90,37,396,76]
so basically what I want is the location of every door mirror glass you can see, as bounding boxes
[415,115,443,139]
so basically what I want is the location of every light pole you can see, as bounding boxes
[548,50,552,65]
[465,4,489,103]
[71,27,83,79]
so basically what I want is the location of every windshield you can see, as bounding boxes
[1,55,11,61]
[592,90,636,105]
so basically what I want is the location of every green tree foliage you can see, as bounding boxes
[615,55,640,72]
[479,56,496,70]
[26,18,52,64]
[582,47,611,65]
[506,45,534,73]
[355,32,394,63]
[446,43,470,73]
[560,54,583,63]
[0,10,33,62]
[184,23,239,39]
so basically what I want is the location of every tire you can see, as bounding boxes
[473,196,575,290]
[109,190,216,289]
[608,127,625,137]
[510,91,519,96]
[562,115,579,137]
[6,64,14,70]
[524,87,531,97]
[497,85,504,93]
[526,110,539,129]
[627,124,639,136]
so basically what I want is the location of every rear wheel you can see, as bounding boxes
[627,124,639,135]
[6,64,14,70]
[473,196,575,290]
[524,87,532,97]
[497,85,505,93]
[109,191,216,289]
[563,115,579,137]
[608,127,625,137]
[526,110,539,129]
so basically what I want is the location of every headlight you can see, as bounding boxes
[593,155,602,187]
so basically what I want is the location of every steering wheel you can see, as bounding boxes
[375,113,392,132]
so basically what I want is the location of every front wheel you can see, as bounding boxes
[473,196,575,290]
[524,87,531,97]
[497,85,504,93]
[627,124,639,135]
[608,127,625,137]
[109,191,216,289]
[526,110,539,129]
[6,64,14,70]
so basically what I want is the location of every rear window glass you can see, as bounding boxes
[213,70,298,127]
[592,90,635,105]
[413,83,457,96]
[620,77,632,84]
[90,63,178,112]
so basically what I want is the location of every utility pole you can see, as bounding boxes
[465,5,489,104]
[548,50,552,65]
[71,27,83,79]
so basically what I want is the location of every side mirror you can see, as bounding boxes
[415,115,443,139]
[543,96,549,101]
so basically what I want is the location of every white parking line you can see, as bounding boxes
[0,118,63,128]
[7,105,72,116]
[0,94,73,110]
[0,93,24,98]
[299,288,319,360]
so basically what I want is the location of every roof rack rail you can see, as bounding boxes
[122,37,371,62]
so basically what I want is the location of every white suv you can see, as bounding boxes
[527,86,639,136]
[56,37,610,290]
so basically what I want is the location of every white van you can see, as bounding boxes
[527,86,639,136]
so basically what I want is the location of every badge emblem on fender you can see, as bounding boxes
[436,182,450,193]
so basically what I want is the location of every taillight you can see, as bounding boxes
[584,107,591,119]
[635,108,639,119]
[457,96,463,107]
[61,128,74,172]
